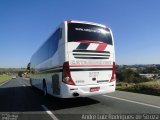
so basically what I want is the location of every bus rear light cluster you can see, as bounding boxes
[110,62,116,82]
[62,62,75,85]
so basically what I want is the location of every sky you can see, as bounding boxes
[0,0,160,68]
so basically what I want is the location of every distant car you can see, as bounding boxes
[12,76,16,79]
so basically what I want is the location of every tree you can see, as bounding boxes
[116,68,151,83]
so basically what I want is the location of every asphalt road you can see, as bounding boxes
[0,78,160,120]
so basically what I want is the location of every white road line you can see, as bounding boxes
[0,80,10,86]
[21,78,31,86]
[17,79,28,87]
[103,95,160,109]
[41,105,59,120]
[17,80,24,86]
[21,81,29,86]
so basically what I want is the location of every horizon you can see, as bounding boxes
[0,0,160,68]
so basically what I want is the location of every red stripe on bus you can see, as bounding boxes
[96,43,107,51]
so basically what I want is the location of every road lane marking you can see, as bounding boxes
[0,80,10,86]
[17,79,28,87]
[21,79,30,86]
[41,105,59,120]
[103,95,160,109]
[21,81,29,86]
[17,80,24,86]
[17,79,30,86]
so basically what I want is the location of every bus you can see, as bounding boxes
[30,20,116,98]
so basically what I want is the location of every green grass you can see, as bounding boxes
[116,81,160,96]
[0,75,12,83]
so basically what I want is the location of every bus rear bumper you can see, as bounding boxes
[60,81,116,98]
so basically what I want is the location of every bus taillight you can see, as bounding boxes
[110,62,116,82]
[62,62,75,85]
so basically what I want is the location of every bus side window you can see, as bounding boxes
[48,28,60,58]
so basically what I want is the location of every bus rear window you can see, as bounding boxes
[68,23,113,45]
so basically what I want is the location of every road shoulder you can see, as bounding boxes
[107,90,160,107]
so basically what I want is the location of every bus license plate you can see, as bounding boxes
[90,87,100,92]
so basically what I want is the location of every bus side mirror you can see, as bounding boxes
[27,63,31,71]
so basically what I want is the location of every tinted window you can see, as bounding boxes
[31,28,60,66]
[49,29,60,57]
[68,23,112,45]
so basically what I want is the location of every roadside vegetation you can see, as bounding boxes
[117,81,160,96]
[0,75,12,83]
[116,65,160,96]
[0,68,26,75]
[0,68,26,84]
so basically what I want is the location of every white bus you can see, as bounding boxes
[30,20,116,98]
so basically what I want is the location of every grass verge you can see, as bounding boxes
[116,81,160,96]
[0,75,12,84]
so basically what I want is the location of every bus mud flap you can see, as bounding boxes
[52,74,60,95]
